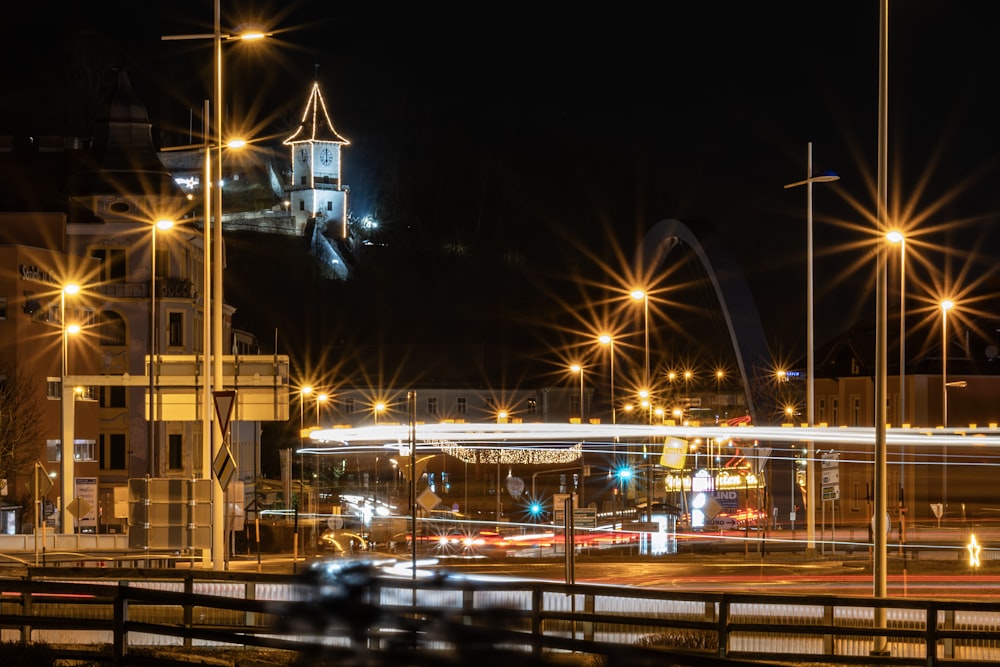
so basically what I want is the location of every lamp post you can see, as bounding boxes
[784,142,839,556]
[148,219,174,479]
[316,393,328,427]
[374,402,385,425]
[598,335,615,425]
[872,1,890,656]
[163,2,268,571]
[886,231,907,425]
[630,289,650,405]
[941,298,954,513]
[59,284,80,534]
[569,364,585,422]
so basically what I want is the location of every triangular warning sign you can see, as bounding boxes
[213,390,237,435]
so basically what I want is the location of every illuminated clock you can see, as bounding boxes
[319,148,333,166]
[299,148,308,163]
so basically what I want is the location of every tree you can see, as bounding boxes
[0,365,45,486]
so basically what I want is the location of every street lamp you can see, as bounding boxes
[60,283,81,534]
[630,289,650,407]
[299,386,313,434]
[784,141,839,556]
[569,364,584,422]
[316,393,328,427]
[941,298,954,514]
[886,231,907,424]
[598,334,615,425]
[163,4,269,571]
[149,218,174,479]
[374,402,386,425]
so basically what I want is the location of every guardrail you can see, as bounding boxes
[3,563,1000,666]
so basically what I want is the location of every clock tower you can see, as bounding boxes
[284,81,350,237]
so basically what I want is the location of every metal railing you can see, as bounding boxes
[3,563,1000,666]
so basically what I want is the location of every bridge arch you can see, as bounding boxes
[637,218,773,424]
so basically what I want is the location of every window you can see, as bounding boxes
[168,312,183,347]
[98,311,126,346]
[45,440,96,464]
[456,397,467,415]
[831,399,839,426]
[427,397,438,415]
[101,385,127,408]
[526,397,537,415]
[100,433,127,471]
[47,379,60,400]
[0,296,7,319]
[300,176,307,186]
[299,200,305,210]
[817,398,826,424]
[851,395,861,426]
[89,248,127,282]
[168,434,183,470]
[74,440,96,462]
[326,201,333,211]
[344,397,355,415]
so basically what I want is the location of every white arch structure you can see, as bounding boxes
[638,219,773,424]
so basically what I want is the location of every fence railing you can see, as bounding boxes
[3,563,1000,666]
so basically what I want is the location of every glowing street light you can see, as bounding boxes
[569,364,585,422]
[315,392,328,427]
[784,142,839,557]
[598,334,616,425]
[941,298,955,514]
[299,386,313,434]
[886,231,907,424]
[162,4,269,570]
[148,218,174,478]
[374,402,386,425]
[59,283,81,534]
[630,289,650,407]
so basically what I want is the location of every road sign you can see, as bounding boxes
[573,508,597,528]
[213,390,237,436]
[26,463,53,498]
[417,488,441,513]
[213,445,237,490]
[66,497,92,519]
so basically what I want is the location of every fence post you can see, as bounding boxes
[583,593,595,642]
[717,596,728,658]
[943,608,955,661]
[925,605,938,667]
[183,572,194,649]
[531,587,543,661]
[21,573,32,643]
[112,581,128,667]
[823,603,834,655]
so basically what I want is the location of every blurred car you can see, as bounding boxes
[318,528,368,555]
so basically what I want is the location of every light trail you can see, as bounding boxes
[301,422,1000,455]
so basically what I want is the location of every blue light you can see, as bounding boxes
[529,502,543,516]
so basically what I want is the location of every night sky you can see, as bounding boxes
[3,1,1000,388]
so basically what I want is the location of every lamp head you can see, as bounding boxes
[941,299,955,312]
[886,230,904,244]
[810,169,840,183]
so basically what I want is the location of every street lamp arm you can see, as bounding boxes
[783,171,841,189]
[161,32,272,42]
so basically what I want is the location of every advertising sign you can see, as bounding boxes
[73,477,98,530]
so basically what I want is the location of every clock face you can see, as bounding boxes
[319,148,333,166]
[299,148,308,163]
